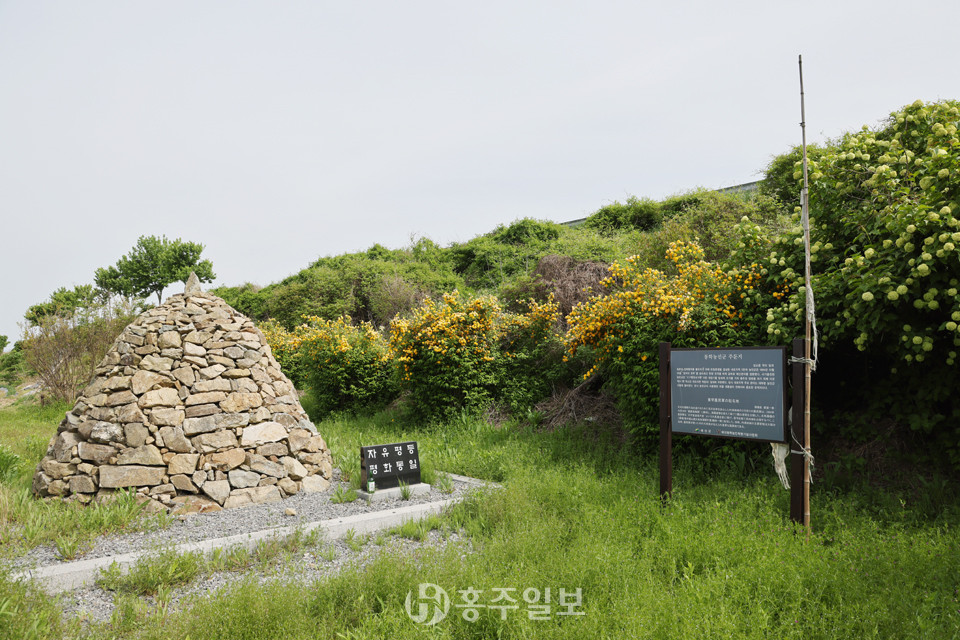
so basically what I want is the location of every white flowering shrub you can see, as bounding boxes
[757,99,960,461]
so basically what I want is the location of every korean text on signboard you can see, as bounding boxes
[360,441,421,489]
[670,347,787,443]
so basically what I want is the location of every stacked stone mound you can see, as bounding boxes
[32,284,332,512]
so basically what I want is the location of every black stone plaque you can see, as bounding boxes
[360,441,421,490]
[669,347,787,443]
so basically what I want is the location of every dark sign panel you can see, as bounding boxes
[670,347,787,443]
[360,441,421,490]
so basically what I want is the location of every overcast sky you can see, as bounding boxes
[2,1,959,344]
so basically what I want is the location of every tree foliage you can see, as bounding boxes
[95,235,215,305]
[24,284,106,327]
[758,99,960,462]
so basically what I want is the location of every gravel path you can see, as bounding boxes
[10,472,474,571]
[6,473,487,625]
[58,528,475,625]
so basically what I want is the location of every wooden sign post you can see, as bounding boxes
[659,341,809,526]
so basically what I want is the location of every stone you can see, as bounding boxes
[117,403,146,424]
[220,392,261,412]
[281,456,308,480]
[224,346,245,359]
[52,432,82,462]
[223,485,282,508]
[232,378,258,394]
[202,479,230,505]
[149,483,177,496]
[141,498,169,515]
[250,407,272,423]
[124,423,150,448]
[116,445,164,466]
[184,403,221,418]
[149,408,185,427]
[99,465,166,488]
[170,495,222,515]
[168,453,199,475]
[299,452,329,465]
[284,507,297,516]
[78,442,116,465]
[246,453,287,478]
[257,442,288,457]
[194,430,239,452]
[209,448,246,470]
[192,378,231,393]
[183,415,219,436]
[89,421,124,444]
[228,469,260,489]
[287,429,312,453]
[157,331,182,349]
[170,474,198,493]
[31,289,329,510]
[171,366,196,387]
[140,354,174,372]
[47,479,70,496]
[157,426,194,453]
[215,413,249,429]
[106,390,137,407]
[183,342,206,357]
[131,370,168,395]
[198,364,226,380]
[69,475,97,494]
[186,391,228,406]
[240,421,286,446]
[184,330,211,345]
[184,272,202,294]
[41,460,76,479]
[278,477,299,496]
[300,475,330,493]
[273,414,299,429]
[139,387,180,409]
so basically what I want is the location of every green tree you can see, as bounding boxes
[95,235,215,305]
[23,284,106,326]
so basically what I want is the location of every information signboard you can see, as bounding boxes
[360,441,421,490]
[670,347,787,443]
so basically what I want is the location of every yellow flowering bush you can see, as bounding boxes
[262,317,396,417]
[566,240,764,442]
[390,291,560,420]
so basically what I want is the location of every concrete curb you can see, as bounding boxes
[13,472,497,594]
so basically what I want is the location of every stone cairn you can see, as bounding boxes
[32,275,332,513]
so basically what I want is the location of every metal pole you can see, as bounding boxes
[798,55,812,538]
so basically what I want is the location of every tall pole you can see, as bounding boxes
[798,55,812,538]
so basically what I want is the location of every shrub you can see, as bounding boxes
[580,196,663,234]
[760,99,960,463]
[389,291,562,420]
[258,319,306,388]
[299,317,398,418]
[20,299,139,403]
[566,240,771,445]
[390,292,501,421]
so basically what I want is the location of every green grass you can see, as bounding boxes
[3,405,960,638]
[97,527,326,597]
[0,402,172,559]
